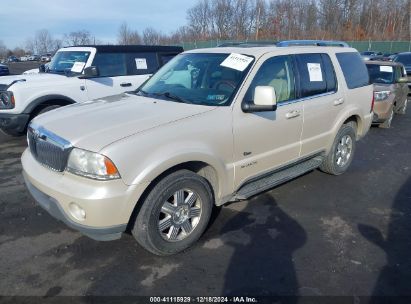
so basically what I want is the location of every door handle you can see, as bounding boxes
[120,82,132,87]
[334,98,344,106]
[285,110,301,119]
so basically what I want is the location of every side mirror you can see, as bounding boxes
[82,66,99,78]
[397,77,409,83]
[242,86,277,112]
[39,64,46,73]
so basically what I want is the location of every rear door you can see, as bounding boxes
[296,53,342,156]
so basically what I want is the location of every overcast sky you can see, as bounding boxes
[0,0,194,48]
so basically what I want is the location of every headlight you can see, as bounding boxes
[67,148,120,180]
[0,91,15,109]
[374,91,391,101]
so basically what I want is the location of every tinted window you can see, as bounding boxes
[160,53,178,65]
[127,52,159,75]
[295,53,329,97]
[336,52,369,89]
[92,53,127,77]
[245,55,295,103]
[394,54,411,66]
[366,64,394,84]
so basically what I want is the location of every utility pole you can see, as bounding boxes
[255,6,261,41]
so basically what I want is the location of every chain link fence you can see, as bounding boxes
[179,40,411,53]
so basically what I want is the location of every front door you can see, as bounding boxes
[232,55,303,189]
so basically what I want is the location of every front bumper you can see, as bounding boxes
[0,112,30,134]
[24,175,126,241]
[22,149,148,241]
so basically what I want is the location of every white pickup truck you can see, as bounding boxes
[0,45,183,136]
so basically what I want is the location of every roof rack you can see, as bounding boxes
[217,41,276,48]
[276,40,349,47]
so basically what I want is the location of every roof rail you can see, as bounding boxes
[276,40,349,47]
[218,41,276,48]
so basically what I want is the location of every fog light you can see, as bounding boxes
[69,202,86,221]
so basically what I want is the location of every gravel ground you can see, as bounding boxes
[0,102,410,302]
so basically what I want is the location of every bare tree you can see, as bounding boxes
[118,22,142,45]
[35,29,54,54]
[0,40,8,59]
[142,27,162,45]
[64,30,92,46]
[187,0,213,39]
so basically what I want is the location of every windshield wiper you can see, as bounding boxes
[134,89,193,104]
[136,89,149,96]
[153,91,193,104]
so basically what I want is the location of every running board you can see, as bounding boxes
[234,156,324,200]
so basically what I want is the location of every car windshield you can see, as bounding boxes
[47,51,91,74]
[366,64,394,84]
[394,54,411,65]
[137,53,254,106]
[361,52,375,56]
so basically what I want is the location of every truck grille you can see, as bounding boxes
[27,124,72,172]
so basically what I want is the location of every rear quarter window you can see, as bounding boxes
[336,52,369,89]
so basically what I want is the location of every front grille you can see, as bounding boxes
[27,124,72,172]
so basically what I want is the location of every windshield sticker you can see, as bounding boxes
[380,66,393,73]
[307,63,323,82]
[71,62,86,73]
[207,95,226,102]
[135,58,148,70]
[220,53,253,71]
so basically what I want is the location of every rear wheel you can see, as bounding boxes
[132,170,214,255]
[320,122,356,176]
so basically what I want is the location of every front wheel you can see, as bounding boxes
[320,123,356,176]
[132,170,214,255]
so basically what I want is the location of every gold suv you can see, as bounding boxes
[366,61,409,128]
[22,41,373,255]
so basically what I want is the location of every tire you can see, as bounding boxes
[36,105,61,116]
[396,99,408,115]
[132,170,214,255]
[320,122,356,176]
[0,128,24,137]
[379,108,394,129]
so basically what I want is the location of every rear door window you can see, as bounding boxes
[127,53,159,75]
[336,52,369,89]
[295,53,336,98]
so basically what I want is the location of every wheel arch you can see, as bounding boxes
[343,114,362,139]
[24,94,76,116]
[126,160,225,232]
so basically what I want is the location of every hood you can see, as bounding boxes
[32,93,217,151]
[0,72,66,88]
